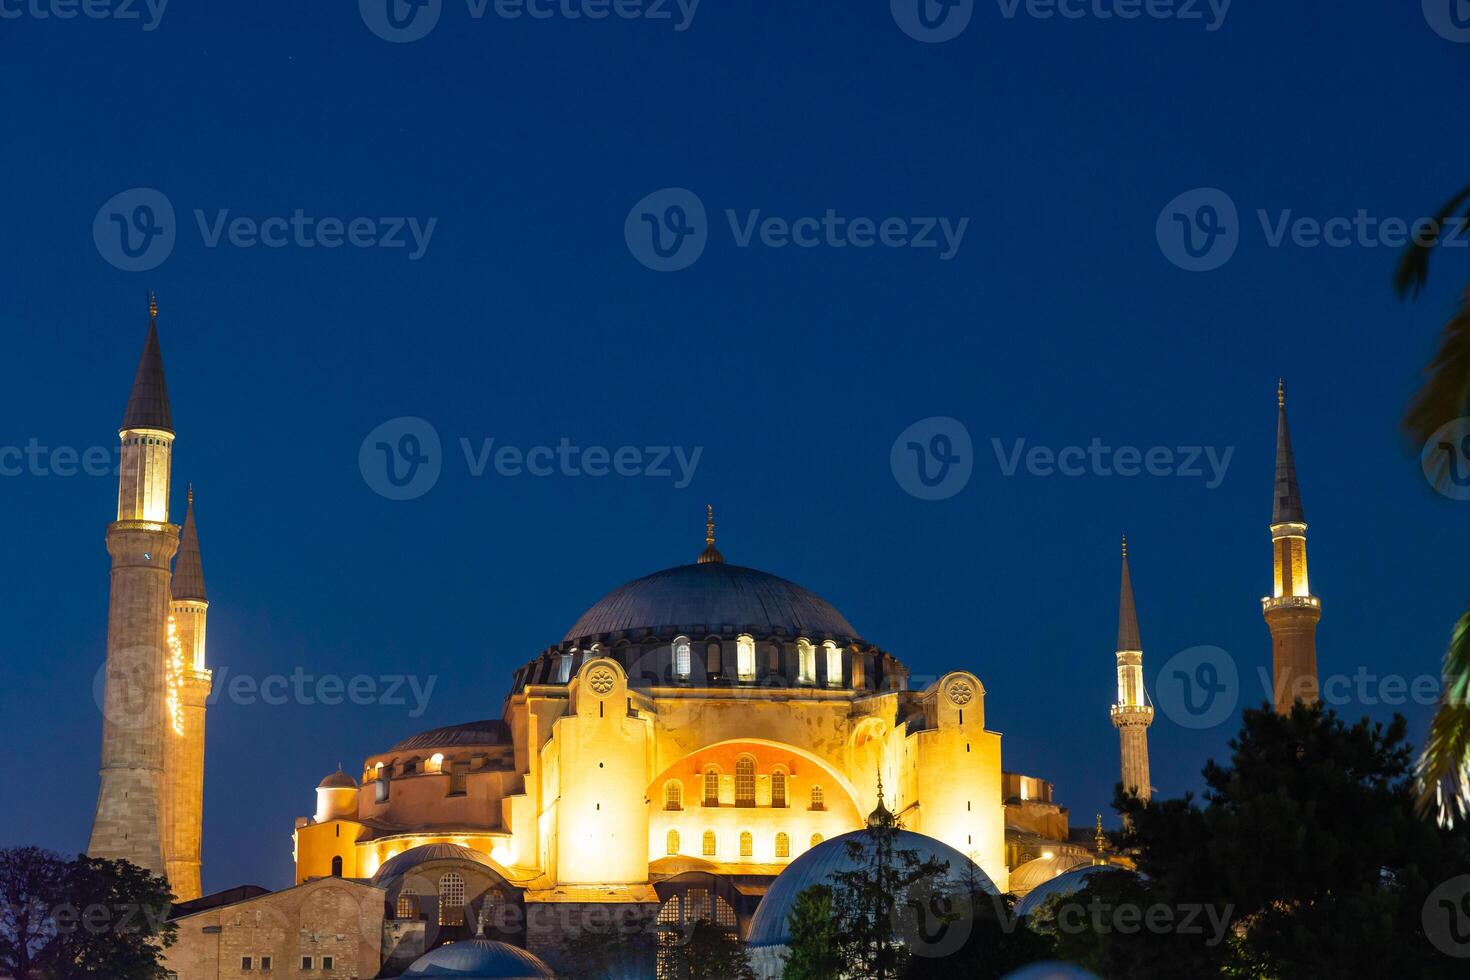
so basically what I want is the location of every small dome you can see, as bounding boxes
[564,562,862,643]
[1015,865,1127,918]
[390,720,511,753]
[317,769,357,790]
[372,843,494,884]
[1007,853,1091,896]
[746,827,996,950]
[402,938,554,979]
[1000,962,1102,980]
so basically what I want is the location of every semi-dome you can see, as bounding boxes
[402,938,554,979]
[1008,853,1091,897]
[390,720,511,753]
[746,827,996,951]
[372,843,494,884]
[564,562,862,643]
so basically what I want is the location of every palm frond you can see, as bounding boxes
[1416,605,1470,825]
[1402,288,1470,445]
[1394,182,1470,299]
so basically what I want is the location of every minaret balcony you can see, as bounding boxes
[1261,594,1320,613]
[1110,704,1154,725]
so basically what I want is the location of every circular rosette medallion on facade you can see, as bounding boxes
[587,666,617,696]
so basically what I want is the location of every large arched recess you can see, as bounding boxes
[646,737,864,815]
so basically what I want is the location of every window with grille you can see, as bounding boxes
[739,831,752,857]
[396,891,418,920]
[438,872,465,926]
[810,784,824,810]
[666,829,680,855]
[771,771,787,808]
[797,639,816,684]
[776,833,790,858]
[479,891,502,933]
[664,781,682,810]
[703,768,719,806]
[735,757,755,806]
[702,830,716,856]
[674,637,691,678]
[736,634,755,680]
[322,958,333,971]
[449,761,468,795]
[824,641,842,686]
[260,957,271,971]
[241,958,252,971]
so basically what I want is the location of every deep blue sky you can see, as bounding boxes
[3,2,1468,893]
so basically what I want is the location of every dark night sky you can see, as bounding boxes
[2,2,1468,893]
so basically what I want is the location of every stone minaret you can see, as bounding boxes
[89,294,180,879]
[1110,535,1153,801]
[164,486,211,901]
[1262,380,1321,713]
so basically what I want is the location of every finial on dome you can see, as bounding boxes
[697,504,724,564]
[148,290,158,323]
[866,769,895,828]
[1095,813,1108,859]
[1121,533,1127,558]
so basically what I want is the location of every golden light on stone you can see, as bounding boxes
[165,613,185,736]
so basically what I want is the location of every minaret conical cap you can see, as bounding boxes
[122,294,173,432]
[1117,535,1141,652]
[172,486,207,601]
[1272,379,1304,524]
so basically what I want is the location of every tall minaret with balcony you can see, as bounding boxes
[89,294,180,878]
[164,486,211,901]
[1262,380,1321,713]
[1110,535,1153,802]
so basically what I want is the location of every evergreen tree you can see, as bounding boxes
[781,884,842,979]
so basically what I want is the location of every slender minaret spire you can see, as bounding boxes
[697,504,724,564]
[89,297,181,880]
[1110,535,1153,802]
[164,486,212,901]
[1262,380,1321,713]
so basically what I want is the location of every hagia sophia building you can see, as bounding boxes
[85,301,1322,978]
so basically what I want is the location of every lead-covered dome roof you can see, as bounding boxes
[389,720,511,753]
[402,938,554,979]
[563,562,862,643]
[746,827,995,950]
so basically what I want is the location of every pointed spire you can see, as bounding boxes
[122,294,173,432]
[1272,379,1304,523]
[1117,535,1141,652]
[172,485,207,600]
[696,503,724,564]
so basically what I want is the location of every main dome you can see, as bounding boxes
[563,562,862,643]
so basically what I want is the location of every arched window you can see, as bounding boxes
[702,830,716,856]
[776,833,790,858]
[810,833,824,847]
[702,768,719,807]
[330,856,343,877]
[674,636,691,679]
[810,784,824,810]
[479,890,503,933]
[557,652,573,683]
[771,771,787,809]
[824,641,842,687]
[739,831,753,857]
[736,634,755,681]
[664,781,683,811]
[438,872,465,926]
[396,890,418,920]
[797,639,816,685]
[766,643,780,674]
[666,829,680,856]
[706,640,722,673]
[735,757,755,806]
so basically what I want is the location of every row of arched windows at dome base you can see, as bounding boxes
[664,829,824,859]
[662,760,825,810]
[555,636,848,685]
